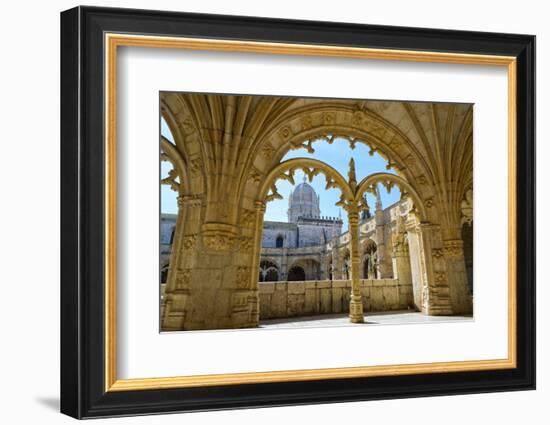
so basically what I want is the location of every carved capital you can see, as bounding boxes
[178,194,203,207]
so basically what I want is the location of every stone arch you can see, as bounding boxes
[340,247,351,280]
[259,260,279,282]
[287,265,306,281]
[356,172,428,221]
[258,157,353,203]
[362,238,378,279]
[160,104,213,331]
[241,103,437,210]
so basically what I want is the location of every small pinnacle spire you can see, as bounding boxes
[375,186,383,211]
[348,158,357,187]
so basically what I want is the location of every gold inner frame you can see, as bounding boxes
[104,33,517,392]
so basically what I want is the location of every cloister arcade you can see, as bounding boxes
[159,93,474,331]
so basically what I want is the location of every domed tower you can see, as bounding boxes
[287,177,321,223]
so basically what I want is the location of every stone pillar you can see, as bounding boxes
[281,247,288,281]
[442,238,473,314]
[393,240,412,285]
[348,207,364,323]
[162,194,202,331]
[392,236,414,309]
[373,189,392,278]
[417,223,453,315]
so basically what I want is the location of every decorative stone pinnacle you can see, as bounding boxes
[348,158,357,188]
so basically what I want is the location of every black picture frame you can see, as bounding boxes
[60,5,536,419]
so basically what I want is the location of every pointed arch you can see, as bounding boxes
[356,172,427,221]
[258,157,354,203]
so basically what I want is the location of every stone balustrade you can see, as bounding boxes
[259,279,414,320]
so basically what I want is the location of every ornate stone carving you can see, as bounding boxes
[160,168,180,192]
[300,116,313,130]
[388,137,402,150]
[202,234,235,251]
[201,223,237,251]
[236,267,251,289]
[443,239,464,257]
[265,183,283,203]
[232,292,250,312]
[248,167,262,185]
[175,269,191,290]
[238,236,254,253]
[239,209,256,227]
[182,235,197,250]
[178,194,203,208]
[404,156,416,169]
[417,175,428,185]
[290,138,315,153]
[189,157,203,175]
[322,112,336,125]
[351,110,366,127]
[434,271,447,285]
[260,143,276,159]
[179,117,196,135]
[425,198,434,208]
[432,248,444,259]
[279,125,293,140]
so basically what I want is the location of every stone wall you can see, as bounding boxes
[262,222,298,248]
[259,279,414,320]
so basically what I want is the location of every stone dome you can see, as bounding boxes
[291,182,317,204]
[287,180,321,223]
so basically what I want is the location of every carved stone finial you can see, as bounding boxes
[375,186,383,211]
[348,158,357,188]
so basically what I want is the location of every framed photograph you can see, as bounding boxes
[60,6,535,419]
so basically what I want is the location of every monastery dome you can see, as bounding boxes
[287,179,321,223]
[290,181,317,204]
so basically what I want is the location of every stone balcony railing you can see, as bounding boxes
[161,279,414,322]
[259,279,414,320]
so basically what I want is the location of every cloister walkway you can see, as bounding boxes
[259,310,473,329]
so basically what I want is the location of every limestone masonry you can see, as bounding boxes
[159,94,474,331]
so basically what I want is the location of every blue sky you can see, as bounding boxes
[161,118,401,229]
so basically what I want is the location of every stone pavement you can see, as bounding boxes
[259,310,473,329]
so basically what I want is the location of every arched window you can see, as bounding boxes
[342,250,351,280]
[259,260,279,282]
[362,239,378,279]
[288,266,306,281]
[275,235,284,248]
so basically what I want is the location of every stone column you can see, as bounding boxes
[348,207,364,323]
[281,247,288,281]
[392,235,413,309]
[442,238,473,314]
[417,223,453,315]
[162,194,202,330]
[393,240,412,285]
[372,188,392,278]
